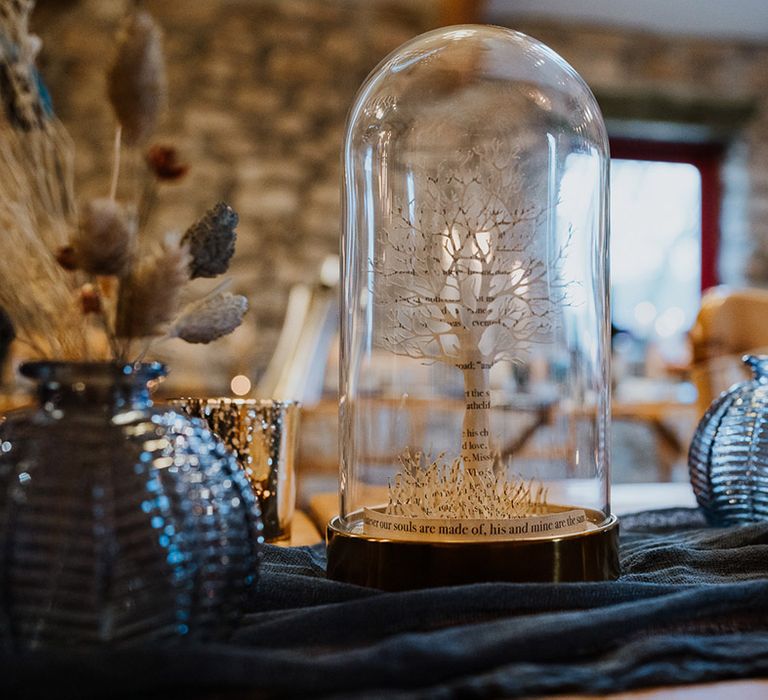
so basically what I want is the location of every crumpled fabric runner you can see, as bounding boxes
[3,508,768,699]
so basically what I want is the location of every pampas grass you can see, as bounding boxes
[0,0,85,359]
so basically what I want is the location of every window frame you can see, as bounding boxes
[609,138,724,291]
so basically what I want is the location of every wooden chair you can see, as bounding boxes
[689,286,768,417]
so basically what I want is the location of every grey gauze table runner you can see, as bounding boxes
[2,508,768,699]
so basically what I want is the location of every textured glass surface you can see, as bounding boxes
[0,362,263,649]
[340,26,610,538]
[173,398,298,542]
[689,355,768,525]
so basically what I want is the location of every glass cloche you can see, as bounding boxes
[328,25,617,589]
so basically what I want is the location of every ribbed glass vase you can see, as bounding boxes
[0,362,263,649]
[689,354,768,525]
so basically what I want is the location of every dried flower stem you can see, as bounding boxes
[132,337,154,364]
[109,125,122,200]
[89,275,121,358]
[137,173,157,231]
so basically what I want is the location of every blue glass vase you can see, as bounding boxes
[689,354,768,525]
[0,362,263,649]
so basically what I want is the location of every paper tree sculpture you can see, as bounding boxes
[374,141,567,475]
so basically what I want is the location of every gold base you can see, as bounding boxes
[327,508,620,590]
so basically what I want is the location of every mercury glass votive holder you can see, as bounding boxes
[171,398,299,542]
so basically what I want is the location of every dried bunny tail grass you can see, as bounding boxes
[115,232,190,341]
[169,291,248,344]
[70,198,136,275]
[182,201,238,279]
[108,9,167,147]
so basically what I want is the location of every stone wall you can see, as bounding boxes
[32,0,439,393]
[30,2,768,393]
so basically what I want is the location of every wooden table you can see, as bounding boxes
[612,400,698,481]
[277,509,324,547]
[612,378,699,481]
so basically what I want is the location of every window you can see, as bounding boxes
[609,139,723,343]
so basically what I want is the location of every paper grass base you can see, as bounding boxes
[362,452,589,543]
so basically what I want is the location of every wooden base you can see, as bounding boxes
[326,508,620,590]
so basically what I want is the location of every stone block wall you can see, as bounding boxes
[32,0,439,393]
[29,2,768,393]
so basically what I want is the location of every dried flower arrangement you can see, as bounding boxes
[0,2,247,364]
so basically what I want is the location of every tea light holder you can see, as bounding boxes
[171,398,299,542]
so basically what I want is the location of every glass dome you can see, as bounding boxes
[329,25,617,588]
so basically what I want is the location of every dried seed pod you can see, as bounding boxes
[55,245,79,271]
[107,10,167,147]
[181,202,238,279]
[78,284,102,314]
[146,144,188,181]
[73,198,136,275]
[170,291,248,344]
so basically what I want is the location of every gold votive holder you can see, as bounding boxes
[170,398,299,542]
